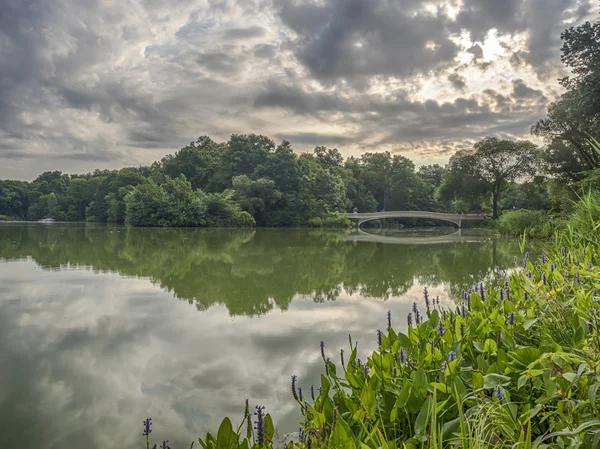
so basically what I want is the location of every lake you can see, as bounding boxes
[0,224,525,448]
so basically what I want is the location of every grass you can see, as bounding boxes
[142,192,600,449]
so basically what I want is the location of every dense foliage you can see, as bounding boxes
[0,133,594,227]
[0,137,448,227]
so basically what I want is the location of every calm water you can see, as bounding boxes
[0,224,525,448]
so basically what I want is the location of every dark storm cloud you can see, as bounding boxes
[276,0,460,82]
[275,132,355,146]
[467,44,484,59]
[512,79,547,100]
[223,26,268,40]
[448,73,467,91]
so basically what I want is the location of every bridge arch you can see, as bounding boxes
[347,211,488,229]
[357,215,461,228]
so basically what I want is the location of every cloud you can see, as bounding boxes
[277,0,460,82]
[0,0,597,178]
[448,73,467,91]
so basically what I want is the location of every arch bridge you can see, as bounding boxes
[346,211,489,228]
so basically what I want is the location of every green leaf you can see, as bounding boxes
[483,338,497,353]
[216,418,239,449]
[563,372,577,383]
[431,382,450,394]
[264,414,275,441]
[360,382,376,419]
[413,369,428,396]
[483,373,511,389]
[472,372,484,389]
[414,396,431,436]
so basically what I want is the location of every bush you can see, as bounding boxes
[307,217,322,228]
[498,209,551,237]
[124,177,255,227]
[322,213,352,229]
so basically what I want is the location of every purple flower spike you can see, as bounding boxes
[340,349,345,367]
[387,310,392,330]
[437,321,446,337]
[363,364,370,379]
[142,418,152,437]
[508,312,516,325]
[499,288,505,301]
[160,441,170,449]
[494,386,506,403]
[320,340,325,359]
[412,302,418,314]
[441,361,447,373]
[254,406,266,446]
[561,247,565,257]
[377,329,383,347]
[399,349,407,364]
[407,312,413,327]
[460,304,467,318]
[291,375,299,401]
[448,351,457,362]
[393,367,397,378]
[298,427,305,443]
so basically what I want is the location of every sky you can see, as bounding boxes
[0,0,598,180]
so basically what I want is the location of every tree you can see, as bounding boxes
[533,21,600,170]
[437,150,489,214]
[314,146,343,168]
[474,138,539,218]
[438,138,539,217]
[417,164,444,188]
[0,180,29,219]
[232,175,283,226]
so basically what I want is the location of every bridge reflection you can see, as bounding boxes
[348,228,492,245]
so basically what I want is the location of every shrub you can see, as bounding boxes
[498,209,551,237]
[321,213,352,228]
[307,217,322,228]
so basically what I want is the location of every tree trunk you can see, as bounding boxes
[492,188,499,219]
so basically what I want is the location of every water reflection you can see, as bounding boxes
[0,224,525,449]
[0,224,520,316]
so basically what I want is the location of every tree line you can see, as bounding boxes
[1,20,599,226]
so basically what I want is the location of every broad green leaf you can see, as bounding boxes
[483,373,511,389]
[413,369,428,395]
[360,382,376,419]
[216,418,238,449]
[264,414,275,441]
[431,382,450,394]
[483,338,498,353]
[414,396,431,436]
[472,372,484,389]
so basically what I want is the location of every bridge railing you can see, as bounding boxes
[346,211,488,220]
